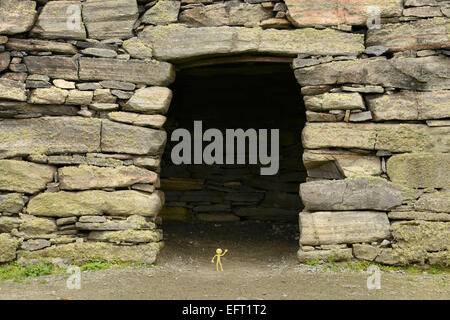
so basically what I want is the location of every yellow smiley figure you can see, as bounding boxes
[211,248,228,271]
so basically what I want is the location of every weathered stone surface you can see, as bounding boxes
[403,6,443,17]
[27,190,164,217]
[88,229,163,243]
[352,244,380,261]
[5,38,78,54]
[0,117,101,158]
[19,216,57,235]
[366,17,450,52]
[390,221,449,264]
[285,0,403,27]
[0,233,20,262]
[0,193,26,214]
[302,123,450,153]
[387,153,450,188]
[56,217,78,226]
[142,0,181,25]
[28,87,68,105]
[18,241,162,264]
[0,216,21,233]
[100,80,135,91]
[0,52,10,72]
[101,120,167,155]
[108,112,167,129]
[0,0,37,35]
[81,47,118,58]
[24,56,79,81]
[77,215,155,231]
[139,25,364,61]
[59,165,158,190]
[415,192,450,213]
[299,211,391,246]
[82,0,139,40]
[304,92,364,111]
[388,211,450,221]
[79,58,175,86]
[302,176,417,211]
[0,79,26,101]
[66,90,93,105]
[0,160,55,194]
[303,149,381,177]
[179,2,271,27]
[21,239,51,251]
[349,111,372,122]
[124,87,173,114]
[367,90,450,121]
[295,56,450,90]
[0,101,79,118]
[297,248,353,263]
[122,37,153,59]
[31,1,86,40]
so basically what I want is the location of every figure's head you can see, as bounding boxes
[216,248,223,254]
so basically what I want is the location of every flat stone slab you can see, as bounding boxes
[302,122,450,153]
[285,0,403,27]
[24,56,79,81]
[367,90,450,121]
[0,160,55,194]
[299,211,391,246]
[0,0,37,35]
[366,17,450,52]
[27,190,165,217]
[82,0,139,40]
[387,153,450,188]
[59,165,158,190]
[139,25,364,61]
[30,1,86,40]
[88,230,163,244]
[0,117,101,158]
[101,120,167,155]
[0,233,20,263]
[0,193,27,214]
[17,241,162,265]
[79,58,175,86]
[415,192,450,213]
[295,56,450,91]
[300,176,418,211]
[0,79,26,101]
[297,248,353,263]
[6,38,78,54]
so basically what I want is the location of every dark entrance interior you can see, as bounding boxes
[161,61,307,225]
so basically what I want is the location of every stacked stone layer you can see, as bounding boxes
[0,0,448,266]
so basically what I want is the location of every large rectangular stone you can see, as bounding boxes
[0,160,55,194]
[0,0,37,35]
[299,211,391,246]
[366,90,450,121]
[294,56,450,91]
[27,190,165,217]
[30,1,86,40]
[302,123,450,153]
[101,120,167,155]
[366,17,450,52]
[0,79,26,101]
[79,58,175,86]
[285,0,403,27]
[300,176,417,211]
[24,56,79,81]
[139,25,364,61]
[82,0,139,40]
[387,153,450,188]
[59,165,158,190]
[415,192,450,213]
[0,117,101,158]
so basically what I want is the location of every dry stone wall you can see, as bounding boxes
[0,0,448,266]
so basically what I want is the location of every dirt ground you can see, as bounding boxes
[0,221,448,300]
